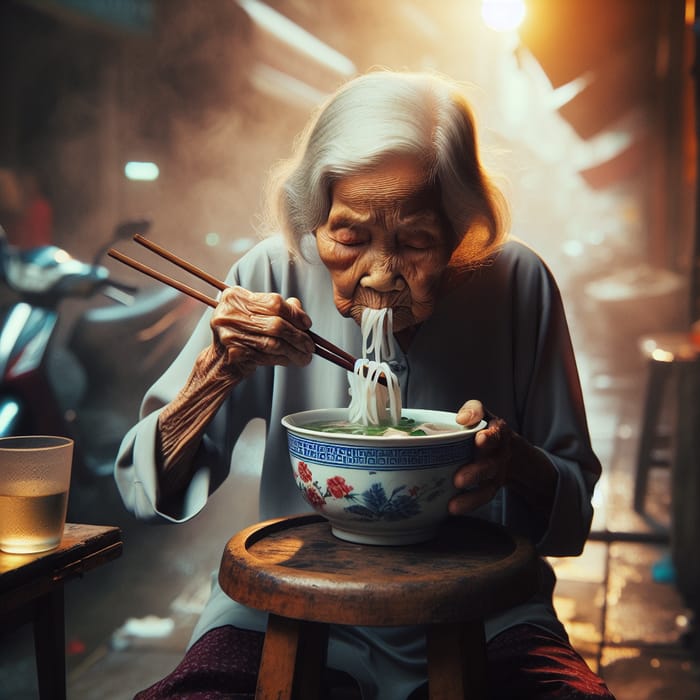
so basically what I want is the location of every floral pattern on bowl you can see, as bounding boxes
[294,460,449,522]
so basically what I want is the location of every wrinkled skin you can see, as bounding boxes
[314,155,453,337]
[156,154,556,519]
[211,287,315,377]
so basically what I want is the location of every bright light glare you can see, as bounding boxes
[238,0,355,76]
[53,249,72,263]
[481,0,526,32]
[651,349,674,363]
[124,161,160,181]
[0,399,19,431]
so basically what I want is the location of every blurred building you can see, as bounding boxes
[0,0,696,318]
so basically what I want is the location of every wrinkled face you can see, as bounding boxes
[315,156,454,333]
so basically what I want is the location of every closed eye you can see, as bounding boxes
[329,225,370,247]
[399,230,441,250]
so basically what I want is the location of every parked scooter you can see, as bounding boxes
[0,220,199,478]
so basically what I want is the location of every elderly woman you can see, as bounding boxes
[116,70,614,699]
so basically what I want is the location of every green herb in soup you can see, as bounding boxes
[303,416,459,436]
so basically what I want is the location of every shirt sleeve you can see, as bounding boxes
[113,245,277,523]
[507,245,601,557]
[114,308,229,522]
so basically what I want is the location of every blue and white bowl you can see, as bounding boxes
[281,408,486,545]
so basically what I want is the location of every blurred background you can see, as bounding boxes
[1,0,696,372]
[1,0,694,291]
[1,1,699,698]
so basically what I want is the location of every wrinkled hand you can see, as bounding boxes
[210,287,315,378]
[155,288,315,500]
[448,400,513,515]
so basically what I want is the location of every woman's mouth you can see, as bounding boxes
[349,300,415,331]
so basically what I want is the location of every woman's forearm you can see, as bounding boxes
[155,344,243,501]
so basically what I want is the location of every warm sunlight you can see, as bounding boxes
[481,0,526,32]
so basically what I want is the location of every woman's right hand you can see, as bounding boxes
[211,286,315,378]
[155,287,315,498]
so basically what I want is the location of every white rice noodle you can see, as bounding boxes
[347,308,401,426]
[347,359,401,425]
[361,307,395,362]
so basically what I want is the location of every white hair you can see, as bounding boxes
[266,69,509,266]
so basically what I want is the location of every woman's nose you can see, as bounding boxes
[359,261,406,292]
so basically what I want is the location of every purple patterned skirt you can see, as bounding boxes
[134,623,615,699]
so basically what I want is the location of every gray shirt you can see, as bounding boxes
[115,234,601,700]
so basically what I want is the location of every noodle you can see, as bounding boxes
[347,308,402,426]
[361,307,395,362]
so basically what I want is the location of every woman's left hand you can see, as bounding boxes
[448,400,513,515]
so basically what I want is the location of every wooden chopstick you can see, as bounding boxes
[108,237,367,379]
[132,234,357,367]
[107,248,219,309]
[134,234,227,292]
[313,345,354,372]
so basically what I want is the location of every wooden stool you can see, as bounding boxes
[0,523,122,700]
[219,513,538,700]
[634,333,700,513]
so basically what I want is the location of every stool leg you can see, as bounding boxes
[256,614,299,700]
[33,588,66,700]
[634,361,671,513]
[426,621,487,700]
[256,615,327,700]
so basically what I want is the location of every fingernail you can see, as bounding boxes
[459,409,474,425]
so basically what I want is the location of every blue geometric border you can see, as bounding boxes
[287,433,472,469]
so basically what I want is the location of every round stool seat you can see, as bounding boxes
[220,513,537,627]
[219,514,538,699]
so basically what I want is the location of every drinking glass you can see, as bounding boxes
[0,435,74,554]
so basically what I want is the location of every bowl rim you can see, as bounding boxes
[281,407,486,443]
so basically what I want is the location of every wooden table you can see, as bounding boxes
[219,513,538,700]
[0,523,123,700]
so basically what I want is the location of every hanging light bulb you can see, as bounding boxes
[481,0,526,32]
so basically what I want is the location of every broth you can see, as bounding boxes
[303,416,458,437]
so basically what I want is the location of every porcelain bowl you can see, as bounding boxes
[281,408,486,545]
